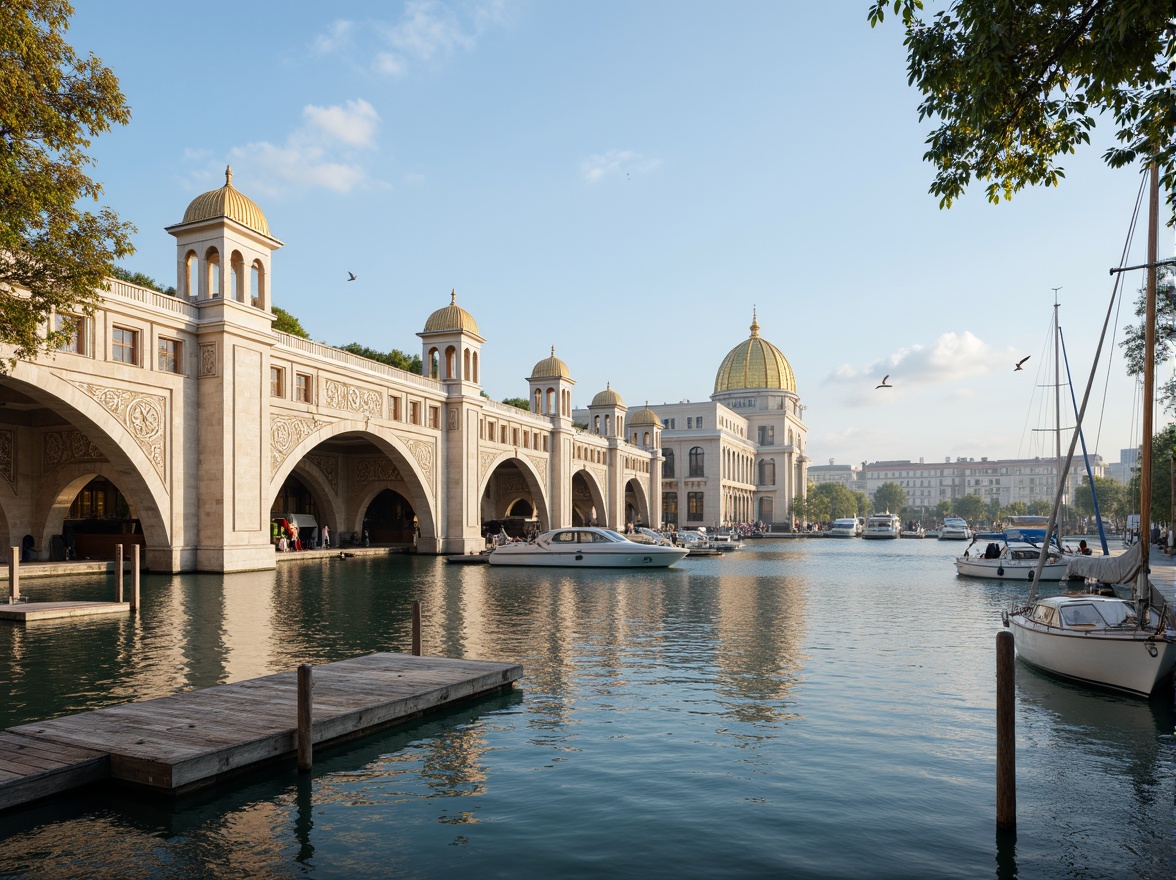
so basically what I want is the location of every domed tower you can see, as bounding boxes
[528,346,574,422]
[166,167,282,309]
[417,290,484,387]
[628,403,662,449]
[587,383,626,437]
[712,309,807,527]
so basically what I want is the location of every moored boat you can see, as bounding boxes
[829,517,860,538]
[956,540,1070,581]
[488,527,689,567]
[862,513,901,539]
[938,517,972,541]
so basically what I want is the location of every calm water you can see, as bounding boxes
[1,540,1174,879]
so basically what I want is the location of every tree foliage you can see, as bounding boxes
[1126,422,1176,524]
[501,396,530,410]
[1073,474,1126,521]
[337,341,422,374]
[953,493,987,523]
[1119,268,1176,412]
[868,1,1176,211]
[872,481,906,513]
[1,0,135,366]
[272,306,310,339]
[810,482,861,520]
[110,266,174,296]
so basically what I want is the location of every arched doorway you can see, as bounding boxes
[363,488,417,544]
[571,470,606,527]
[271,473,322,549]
[57,475,143,560]
[624,478,650,530]
[480,458,546,537]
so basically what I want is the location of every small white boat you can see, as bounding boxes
[861,513,901,539]
[488,527,688,568]
[900,526,925,539]
[938,517,973,541]
[829,517,861,538]
[956,540,1070,581]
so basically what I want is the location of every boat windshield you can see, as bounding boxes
[1059,601,1133,628]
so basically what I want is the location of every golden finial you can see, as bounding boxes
[750,306,760,338]
[225,165,233,187]
[550,345,555,357]
[450,289,456,305]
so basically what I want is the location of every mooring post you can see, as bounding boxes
[412,600,422,656]
[115,544,124,602]
[996,630,1016,832]
[131,544,141,613]
[297,663,313,772]
[8,546,18,603]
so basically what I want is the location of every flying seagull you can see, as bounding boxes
[1014,356,1030,371]
[876,375,892,389]
[347,272,357,281]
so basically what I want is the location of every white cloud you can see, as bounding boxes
[313,20,354,55]
[827,331,1016,388]
[195,99,381,197]
[581,149,662,183]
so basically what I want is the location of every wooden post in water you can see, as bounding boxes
[115,544,124,602]
[996,630,1016,832]
[297,664,313,772]
[131,544,141,613]
[412,601,422,656]
[8,546,18,603]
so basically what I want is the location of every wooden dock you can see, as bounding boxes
[1,652,521,809]
[0,600,130,622]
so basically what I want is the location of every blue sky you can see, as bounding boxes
[69,1,1171,467]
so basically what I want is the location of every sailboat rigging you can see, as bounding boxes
[1003,165,1176,698]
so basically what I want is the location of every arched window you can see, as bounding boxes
[643,431,651,447]
[545,387,555,413]
[759,458,776,486]
[251,260,265,308]
[472,351,478,383]
[230,251,245,302]
[444,346,456,379]
[205,247,221,298]
[593,415,601,434]
[663,449,675,478]
[428,348,439,379]
[184,250,199,298]
[463,348,471,380]
[533,388,542,412]
[604,414,611,435]
[689,447,705,477]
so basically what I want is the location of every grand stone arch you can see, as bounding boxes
[624,477,651,528]
[571,467,608,527]
[478,450,551,528]
[268,418,438,547]
[0,363,174,565]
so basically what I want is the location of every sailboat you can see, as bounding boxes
[1004,165,1176,698]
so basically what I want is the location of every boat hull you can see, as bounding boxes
[487,546,688,568]
[1009,616,1176,697]
[955,558,1070,581]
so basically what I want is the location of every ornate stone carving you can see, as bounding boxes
[448,406,460,431]
[69,381,166,480]
[271,414,324,475]
[200,343,218,377]
[479,450,499,481]
[0,429,13,488]
[527,454,549,490]
[355,457,402,484]
[42,430,105,474]
[402,437,435,488]
[307,453,339,492]
[323,379,382,419]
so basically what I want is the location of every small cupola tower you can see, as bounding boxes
[166,166,283,310]
[528,346,575,423]
[587,383,627,437]
[417,290,484,387]
[628,403,663,449]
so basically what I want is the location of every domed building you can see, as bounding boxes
[639,311,807,529]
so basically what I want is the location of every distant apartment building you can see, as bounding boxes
[1104,447,1139,485]
[858,455,1105,513]
[807,461,866,494]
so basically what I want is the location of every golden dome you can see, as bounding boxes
[629,403,662,428]
[530,346,571,379]
[423,290,480,334]
[590,383,624,408]
[714,311,796,394]
[182,166,271,237]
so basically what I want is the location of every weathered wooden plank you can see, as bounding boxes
[0,732,109,812]
[0,601,130,622]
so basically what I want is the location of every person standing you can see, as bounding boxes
[322,523,330,549]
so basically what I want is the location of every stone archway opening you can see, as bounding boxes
[624,478,650,530]
[481,459,542,539]
[61,475,144,561]
[363,488,417,545]
[571,470,605,527]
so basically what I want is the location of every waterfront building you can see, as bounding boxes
[0,172,678,571]
[574,313,810,529]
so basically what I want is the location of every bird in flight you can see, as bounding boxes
[347,272,357,281]
[1014,356,1030,371]
[876,375,892,389]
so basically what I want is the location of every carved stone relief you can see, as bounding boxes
[323,379,382,419]
[479,450,499,482]
[42,430,105,474]
[402,438,435,489]
[307,453,339,492]
[355,457,403,484]
[271,415,325,476]
[0,429,13,488]
[68,381,166,480]
[200,342,218,377]
[527,454,549,490]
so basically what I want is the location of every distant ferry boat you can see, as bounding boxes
[829,517,860,538]
[862,513,901,539]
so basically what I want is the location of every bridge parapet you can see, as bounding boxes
[275,334,443,392]
[104,278,200,321]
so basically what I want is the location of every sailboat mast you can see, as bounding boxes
[1138,163,1159,581]
[1052,290,1064,521]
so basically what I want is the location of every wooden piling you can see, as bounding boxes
[8,546,18,603]
[996,630,1016,832]
[297,664,313,772]
[412,601,422,656]
[115,544,124,602]
[131,545,141,613]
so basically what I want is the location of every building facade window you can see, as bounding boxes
[689,447,705,477]
[687,492,704,521]
[157,338,182,373]
[390,396,402,421]
[759,459,776,486]
[294,373,312,403]
[663,448,675,478]
[410,401,421,425]
[270,366,285,398]
[663,492,678,525]
[111,327,139,365]
[55,314,89,355]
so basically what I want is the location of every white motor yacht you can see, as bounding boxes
[956,540,1070,581]
[938,517,973,541]
[487,527,689,568]
[829,518,860,538]
[862,513,901,539]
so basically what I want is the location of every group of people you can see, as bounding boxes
[272,519,330,552]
